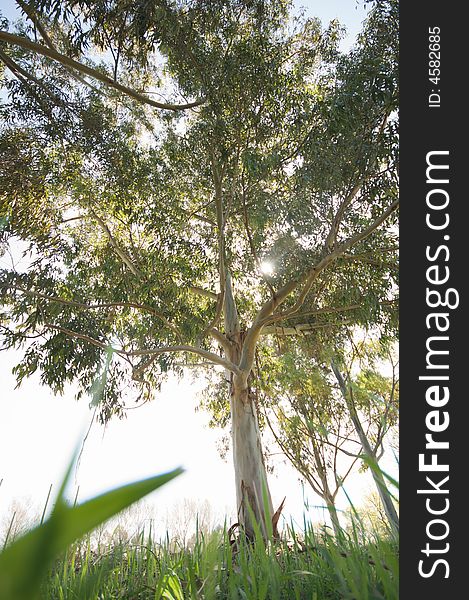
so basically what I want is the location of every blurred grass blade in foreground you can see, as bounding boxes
[0,450,182,600]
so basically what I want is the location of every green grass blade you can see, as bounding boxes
[0,468,182,600]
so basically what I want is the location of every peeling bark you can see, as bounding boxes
[224,271,274,539]
[230,369,273,538]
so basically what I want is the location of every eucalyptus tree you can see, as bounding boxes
[331,336,399,535]
[255,330,398,536]
[258,342,361,537]
[0,0,398,537]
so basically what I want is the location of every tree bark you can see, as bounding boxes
[331,361,399,536]
[325,496,342,537]
[230,368,274,539]
[224,271,273,539]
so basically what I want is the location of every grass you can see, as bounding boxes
[0,446,183,600]
[0,438,398,599]
[41,519,398,599]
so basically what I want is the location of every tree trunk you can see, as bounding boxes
[325,496,342,537]
[231,371,274,539]
[223,271,274,539]
[331,362,399,536]
[365,450,399,536]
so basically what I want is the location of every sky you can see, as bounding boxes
[0,1,388,538]
[297,0,368,48]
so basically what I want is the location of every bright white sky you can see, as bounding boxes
[0,347,397,535]
[0,1,392,537]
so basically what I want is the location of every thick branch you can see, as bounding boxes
[0,30,205,111]
[187,286,218,300]
[123,345,241,374]
[261,321,352,336]
[238,198,398,375]
[209,328,231,354]
[42,323,241,374]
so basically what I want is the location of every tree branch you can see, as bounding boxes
[15,0,101,93]
[16,0,54,49]
[91,212,143,278]
[239,198,399,375]
[124,345,241,374]
[0,47,63,103]
[42,323,241,374]
[187,286,218,300]
[0,30,205,111]
[209,328,231,354]
[325,182,362,251]
[260,321,353,336]
[6,284,184,341]
[336,198,399,255]
[43,322,109,350]
[0,48,59,117]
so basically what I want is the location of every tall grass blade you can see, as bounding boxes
[0,457,182,600]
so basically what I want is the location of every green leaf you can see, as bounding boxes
[360,454,399,494]
[160,572,185,600]
[0,454,182,600]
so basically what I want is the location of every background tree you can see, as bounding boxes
[0,496,39,546]
[252,327,398,536]
[164,497,222,549]
[344,490,398,539]
[331,334,399,534]
[0,0,398,537]
[258,341,361,536]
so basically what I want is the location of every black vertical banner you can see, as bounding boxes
[400,2,465,597]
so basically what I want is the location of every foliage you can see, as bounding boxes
[0,445,181,600]
[1,0,398,408]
